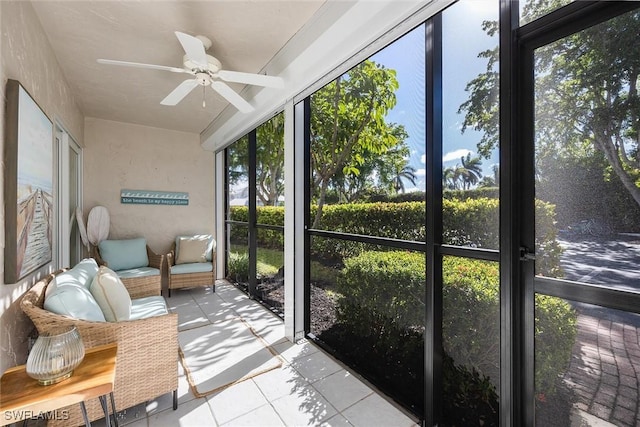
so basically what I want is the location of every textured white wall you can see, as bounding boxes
[0,1,84,373]
[83,118,215,255]
[0,2,214,374]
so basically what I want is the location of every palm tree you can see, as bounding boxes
[392,164,418,193]
[459,153,483,189]
[443,166,460,190]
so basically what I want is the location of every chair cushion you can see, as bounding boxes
[171,262,213,275]
[44,281,106,322]
[176,238,208,264]
[130,296,169,320]
[99,238,149,271]
[176,235,215,262]
[116,267,160,279]
[90,266,132,322]
[45,258,100,298]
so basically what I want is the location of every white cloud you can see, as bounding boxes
[415,168,426,177]
[420,154,426,164]
[442,148,472,163]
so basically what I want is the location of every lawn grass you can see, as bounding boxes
[230,244,282,278]
[229,244,339,283]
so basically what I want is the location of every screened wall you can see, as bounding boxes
[221,2,640,425]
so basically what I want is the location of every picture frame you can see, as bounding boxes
[4,79,54,283]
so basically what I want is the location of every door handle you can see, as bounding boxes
[519,246,536,261]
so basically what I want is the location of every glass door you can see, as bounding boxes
[522,6,640,426]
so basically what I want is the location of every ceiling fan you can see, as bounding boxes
[97,31,284,113]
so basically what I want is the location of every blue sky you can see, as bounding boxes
[17,86,53,196]
[371,0,499,191]
[231,0,499,201]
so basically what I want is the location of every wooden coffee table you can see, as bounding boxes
[0,343,118,426]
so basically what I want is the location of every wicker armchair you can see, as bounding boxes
[20,270,178,426]
[92,241,165,298]
[167,235,216,297]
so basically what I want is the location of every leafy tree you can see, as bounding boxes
[328,167,376,203]
[226,114,285,206]
[328,126,410,202]
[226,135,249,202]
[311,60,402,227]
[256,113,284,206]
[459,3,640,208]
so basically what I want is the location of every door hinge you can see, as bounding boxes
[519,246,536,261]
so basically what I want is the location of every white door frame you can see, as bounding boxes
[55,122,83,268]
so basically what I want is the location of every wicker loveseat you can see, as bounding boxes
[20,264,178,426]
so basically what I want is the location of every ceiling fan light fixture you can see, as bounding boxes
[183,54,221,74]
[195,72,211,86]
[98,30,281,113]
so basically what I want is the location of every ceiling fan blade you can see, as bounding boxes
[160,79,200,105]
[211,81,254,113]
[97,59,186,73]
[175,31,208,68]
[217,70,284,89]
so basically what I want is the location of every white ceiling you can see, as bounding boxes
[31,0,326,135]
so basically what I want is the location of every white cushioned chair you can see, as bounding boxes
[168,234,215,296]
[92,237,164,298]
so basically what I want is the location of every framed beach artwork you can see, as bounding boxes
[4,80,54,283]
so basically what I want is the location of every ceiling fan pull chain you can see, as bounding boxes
[202,85,206,108]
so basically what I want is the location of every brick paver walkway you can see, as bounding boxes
[563,312,640,426]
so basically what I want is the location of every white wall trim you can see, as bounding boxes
[283,100,295,340]
[215,151,226,280]
[201,0,454,152]
[55,126,70,269]
[54,119,84,268]
[293,100,307,340]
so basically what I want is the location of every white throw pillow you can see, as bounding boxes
[90,266,132,322]
[176,238,208,264]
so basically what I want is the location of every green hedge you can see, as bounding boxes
[229,206,285,248]
[443,187,500,200]
[336,250,426,332]
[442,256,501,385]
[535,199,563,278]
[442,198,498,248]
[336,251,577,397]
[365,187,500,202]
[230,198,561,275]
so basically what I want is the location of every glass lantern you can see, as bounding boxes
[26,326,85,385]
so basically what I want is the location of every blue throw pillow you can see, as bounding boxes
[44,282,106,322]
[45,258,99,299]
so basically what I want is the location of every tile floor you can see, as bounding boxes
[109,280,419,427]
